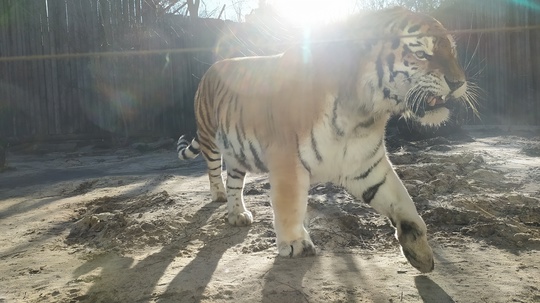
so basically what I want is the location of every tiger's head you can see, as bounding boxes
[379,9,470,126]
[312,7,475,126]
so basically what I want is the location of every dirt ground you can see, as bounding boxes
[1,128,539,303]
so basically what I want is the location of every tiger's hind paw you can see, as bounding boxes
[278,239,316,257]
[228,210,253,226]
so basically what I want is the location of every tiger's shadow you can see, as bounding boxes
[261,256,317,303]
[415,275,455,303]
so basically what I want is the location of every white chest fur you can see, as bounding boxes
[298,98,388,185]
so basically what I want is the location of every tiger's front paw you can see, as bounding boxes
[277,239,316,257]
[228,210,253,226]
[397,220,434,273]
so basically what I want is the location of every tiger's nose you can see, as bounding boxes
[444,76,465,92]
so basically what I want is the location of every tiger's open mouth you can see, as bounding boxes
[410,92,453,125]
[425,95,447,110]
[405,89,455,125]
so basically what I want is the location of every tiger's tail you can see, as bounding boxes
[177,135,201,160]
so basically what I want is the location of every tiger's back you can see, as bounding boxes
[196,54,330,155]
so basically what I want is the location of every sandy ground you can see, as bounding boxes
[0,129,539,303]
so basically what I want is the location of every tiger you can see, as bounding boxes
[177,7,475,273]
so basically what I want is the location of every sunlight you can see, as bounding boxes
[270,0,355,27]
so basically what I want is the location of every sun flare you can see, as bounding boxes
[270,0,355,27]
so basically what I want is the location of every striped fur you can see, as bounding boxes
[176,7,476,273]
[177,135,201,160]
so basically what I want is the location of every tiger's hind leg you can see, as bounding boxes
[202,147,227,202]
[225,166,253,226]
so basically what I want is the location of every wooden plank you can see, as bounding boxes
[78,0,93,134]
[1,0,10,136]
[135,0,142,24]
[27,1,45,136]
[39,0,53,136]
[53,1,64,135]
[99,0,112,48]
[12,0,26,136]
[66,0,80,134]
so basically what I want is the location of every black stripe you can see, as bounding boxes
[227,186,243,190]
[354,117,375,131]
[197,124,213,144]
[180,149,188,159]
[235,121,244,145]
[209,172,221,178]
[187,145,200,154]
[224,99,234,132]
[383,88,391,99]
[402,44,411,58]
[331,98,345,137]
[199,139,215,154]
[296,135,311,175]
[310,130,323,162]
[392,37,400,49]
[215,84,228,119]
[375,55,384,88]
[354,156,383,180]
[227,168,246,179]
[400,221,421,240]
[249,142,267,172]
[234,115,246,145]
[208,166,221,171]
[202,150,220,162]
[234,147,252,171]
[232,168,246,177]
[408,24,421,33]
[177,143,187,153]
[408,42,422,47]
[220,130,230,149]
[206,147,220,155]
[239,113,247,142]
[368,139,383,159]
[362,175,387,204]
[202,101,214,133]
[228,170,245,179]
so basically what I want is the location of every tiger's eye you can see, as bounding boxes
[415,50,427,59]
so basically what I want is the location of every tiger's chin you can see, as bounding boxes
[403,105,450,127]
[416,106,450,126]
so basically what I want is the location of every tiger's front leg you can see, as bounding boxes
[268,155,316,257]
[344,157,434,273]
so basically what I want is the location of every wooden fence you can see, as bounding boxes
[0,0,246,142]
[0,0,539,143]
